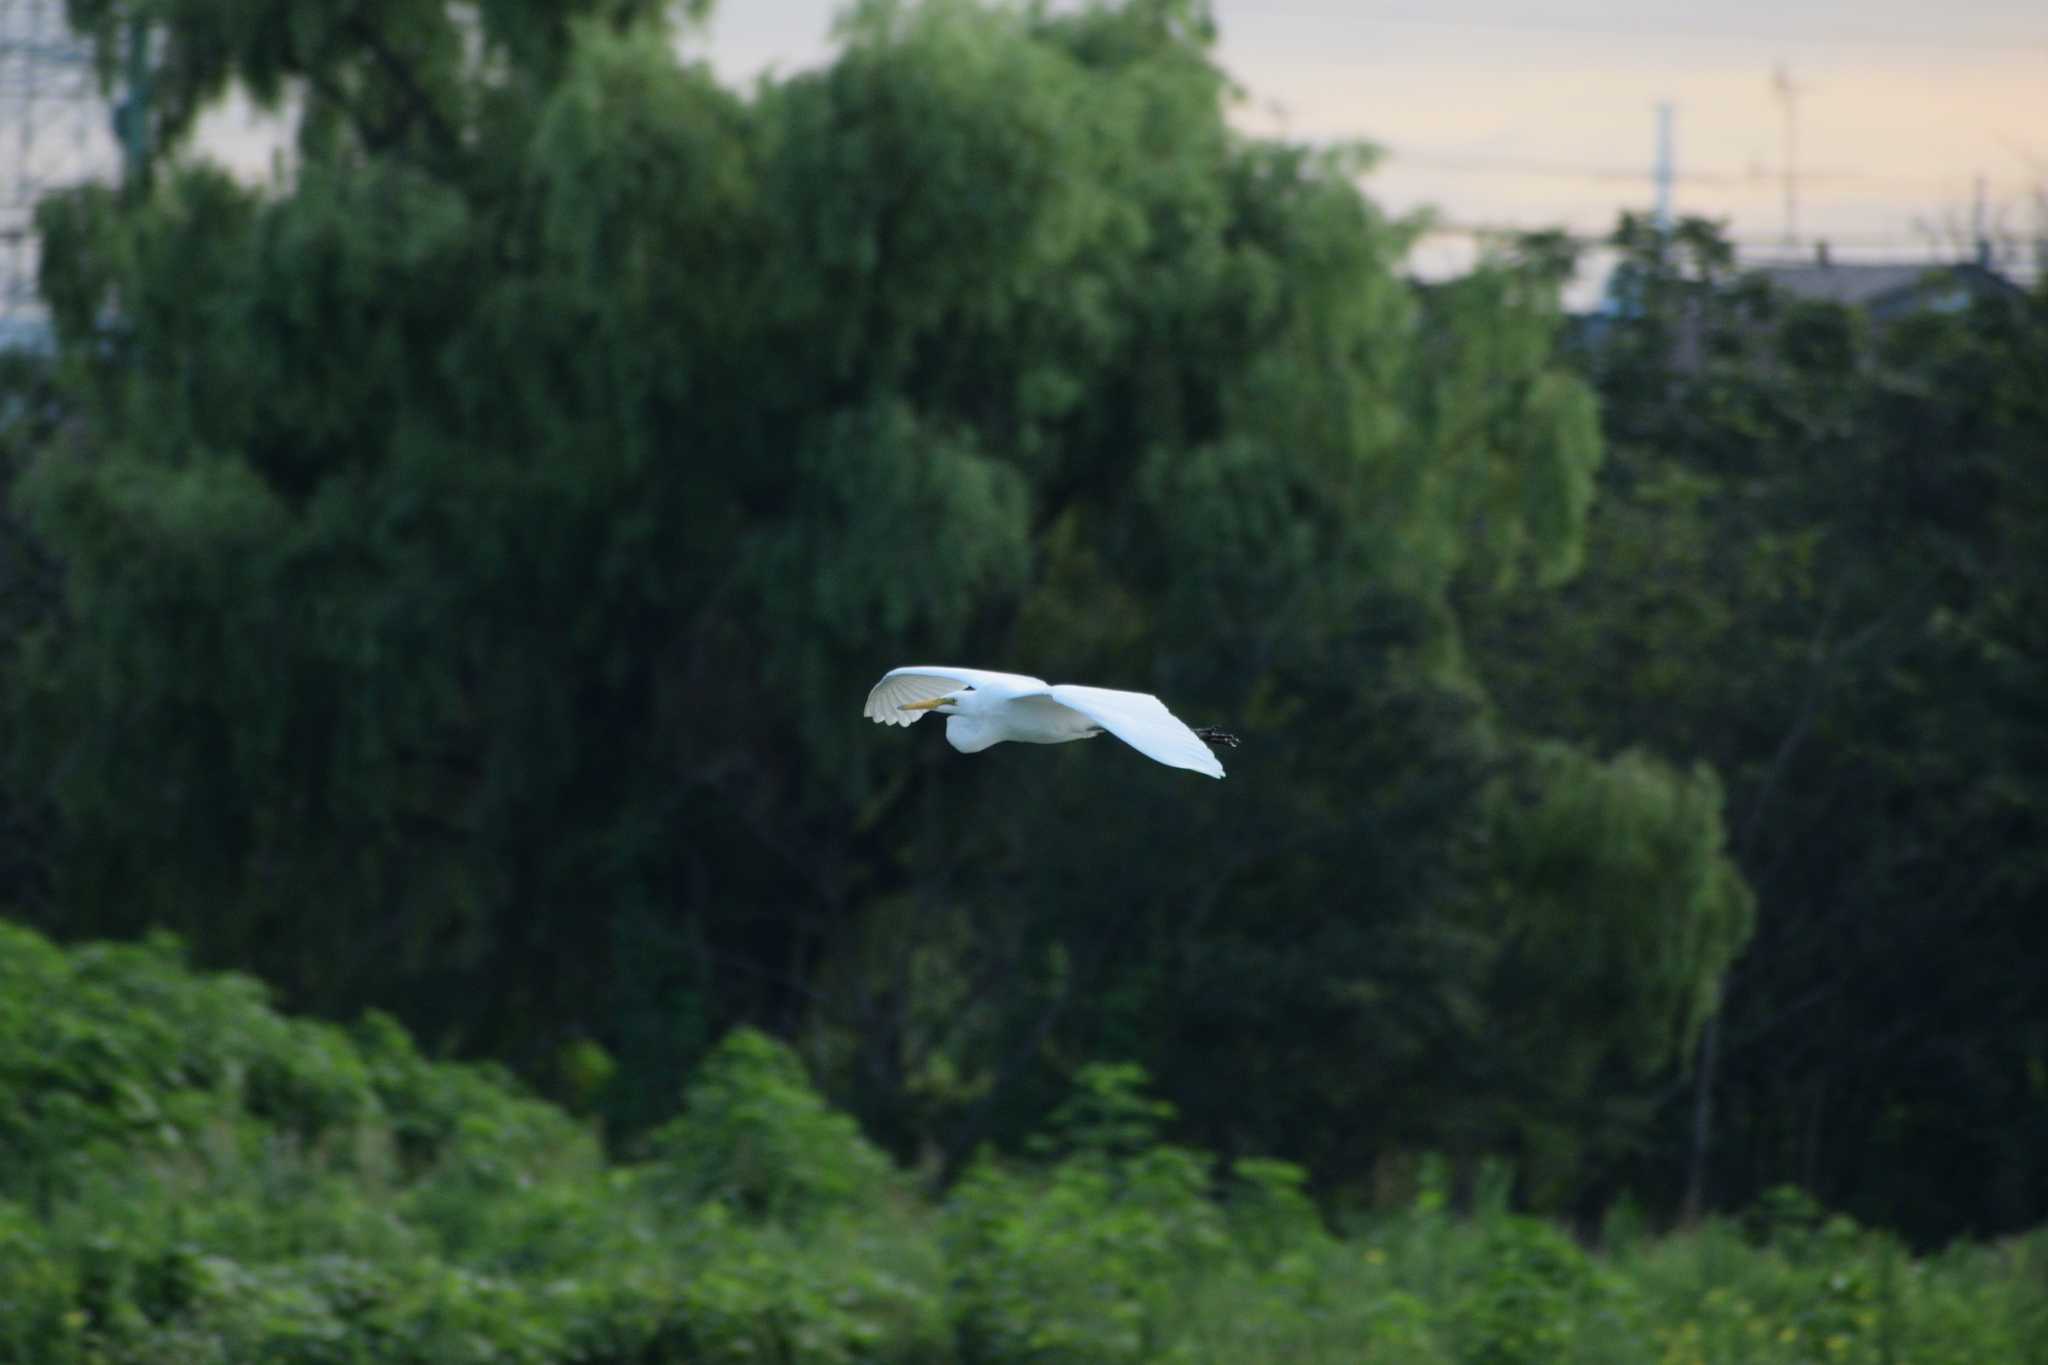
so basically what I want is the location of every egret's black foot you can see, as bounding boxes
[1193,726,1240,750]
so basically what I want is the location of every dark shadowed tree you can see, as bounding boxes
[1468,215,2048,1240]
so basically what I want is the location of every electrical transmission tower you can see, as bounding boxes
[0,0,118,349]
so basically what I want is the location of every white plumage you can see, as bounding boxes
[862,665,1227,779]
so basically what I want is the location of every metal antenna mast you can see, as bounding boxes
[0,0,118,348]
[1771,63,1806,248]
[1653,101,1675,229]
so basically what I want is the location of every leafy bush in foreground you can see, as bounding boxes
[2,921,2044,1364]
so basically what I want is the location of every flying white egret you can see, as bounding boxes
[862,665,1236,779]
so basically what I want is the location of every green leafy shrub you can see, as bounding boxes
[1453,1215,1603,1365]
[0,924,378,1197]
[0,1198,74,1362]
[642,1027,898,1222]
[944,1066,1209,1361]
[945,1138,1231,1363]
[3,919,2046,1363]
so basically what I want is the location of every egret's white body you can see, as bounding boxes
[862,665,1227,779]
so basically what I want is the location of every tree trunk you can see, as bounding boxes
[1682,1011,1721,1223]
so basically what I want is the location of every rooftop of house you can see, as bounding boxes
[1750,256,2024,318]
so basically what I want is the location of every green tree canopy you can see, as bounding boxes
[1469,216,2048,1238]
[9,0,1755,1210]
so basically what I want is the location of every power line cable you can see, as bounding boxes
[1348,11,2048,55]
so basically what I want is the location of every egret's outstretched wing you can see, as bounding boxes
[1048,685,1226,779]
[862,665,1050,727]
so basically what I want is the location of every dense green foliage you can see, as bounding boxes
[1469,217,2048,1239]
[4,922,2045,1364]
[0,0,2040,1276]
[4,0,1755,1213]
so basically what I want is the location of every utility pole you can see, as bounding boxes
[1971,173,1990,266]
[1772,63,1805,248]
[1653,101,1675,230]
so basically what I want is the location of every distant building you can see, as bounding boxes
[1750,254,2024,323]
[1564,249,2029,371]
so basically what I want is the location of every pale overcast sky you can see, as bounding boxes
[696,0,2048,280]
[166,0,2046,296]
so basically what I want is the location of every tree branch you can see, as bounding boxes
[347,16,461,156]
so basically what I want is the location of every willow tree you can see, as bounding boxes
[15,0,1747,1196]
